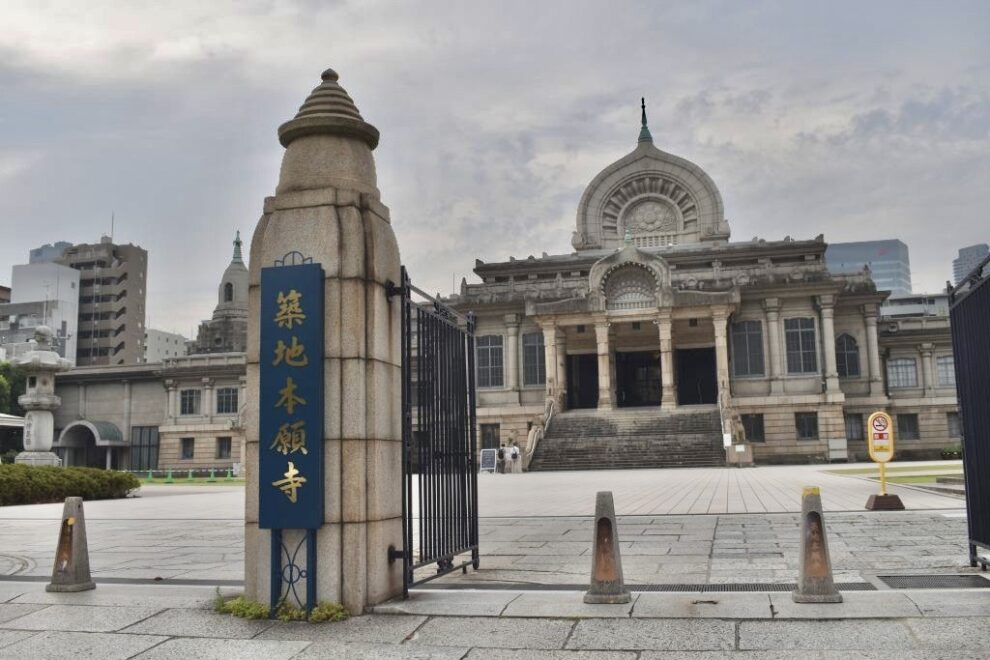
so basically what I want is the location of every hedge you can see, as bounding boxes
[0,464,141,506]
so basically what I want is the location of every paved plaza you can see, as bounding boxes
[0,463,983,657]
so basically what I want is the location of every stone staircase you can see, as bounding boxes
[528,407,725,471]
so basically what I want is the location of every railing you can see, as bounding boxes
[523,397,555,471]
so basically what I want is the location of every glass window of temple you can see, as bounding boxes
[897,413,920,440]
[948,412,962,438]
[835,334,860,378]
[180,437,195,459]
[795,412,818,440]
[216,436,232,459]
[522,332,546,385]
[730,320,764,377]
[887,358,918,388]
[784,318,817,374]
[845,414,864,441]
[481,423,500,450]
[180,389,201,415]
[477,335,504,388]
[224,282,234,302]
[741,414,765,442]
[936,356,956,387]
[216,387,239,414]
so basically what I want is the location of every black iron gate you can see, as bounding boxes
[388,267,479,595]
[949,254,990,568]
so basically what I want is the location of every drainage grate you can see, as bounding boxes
[879,575,990,589]
[418,582,875,592]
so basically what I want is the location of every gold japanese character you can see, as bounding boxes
[275,377,306,415]
[272,336,309,367]
[274,289,306,328]
[272,461,306,503]
[270,420,308,456]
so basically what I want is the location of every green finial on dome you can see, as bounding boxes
[638,97,653,144]
[232,230,243,264]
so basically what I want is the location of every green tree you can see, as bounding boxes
[0,362,26,416]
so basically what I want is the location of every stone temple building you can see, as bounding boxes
[448,104,959,468]
[193,232,248,354]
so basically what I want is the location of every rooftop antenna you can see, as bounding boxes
[110,211,115,243]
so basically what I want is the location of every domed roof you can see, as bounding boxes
[214,232,248,318]
[572,101,729,251]
[277,68,380,149]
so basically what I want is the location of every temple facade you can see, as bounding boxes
[448,105,959,466]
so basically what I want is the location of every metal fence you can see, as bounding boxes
[388,267,479,595]
[948,254,990,569]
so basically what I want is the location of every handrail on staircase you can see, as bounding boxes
[523,397,556,471]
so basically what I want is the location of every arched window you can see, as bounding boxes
[223,282,234,302]
[836,333,860,378]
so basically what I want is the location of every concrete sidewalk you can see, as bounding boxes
[2,582,990,658]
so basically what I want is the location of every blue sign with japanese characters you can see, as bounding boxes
[259,263,324,529]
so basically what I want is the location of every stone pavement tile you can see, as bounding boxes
[0,630,167,660]
[0,630,36,650]
[632,593,772,619]
[258,615,426,644]
[502,592,636,618]
[566,619,734,651]
[0,604,46,625]
[131,637,310,659]
[0,586,27,604]
[768,591,922,619]
[410,616,573,649]
[0,604,163,632]
[904,589,990,616]
[906,617,990,650]
[738,620,916,651]
[466,651,637,659]
[641,653,806,660]
[298,641,468,659]
[10,584,239,609]
[374,591,518,617]
[121,608,275,638]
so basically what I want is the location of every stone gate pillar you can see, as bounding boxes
[244,67,403,613]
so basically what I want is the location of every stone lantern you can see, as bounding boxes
[15,326,71,467]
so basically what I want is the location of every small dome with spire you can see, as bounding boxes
[215,231,248,313]
[277,67,380,149]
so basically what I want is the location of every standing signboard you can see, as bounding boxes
[479,448,497,473]
[865,411,904,510]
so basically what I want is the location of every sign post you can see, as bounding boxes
[865,411,904,510]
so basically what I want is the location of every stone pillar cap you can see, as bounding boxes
[277,67,380,150]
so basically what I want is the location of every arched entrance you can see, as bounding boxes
[55,420,124,469]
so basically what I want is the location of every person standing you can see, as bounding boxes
[496,444,505,474]
[510,442,521,473]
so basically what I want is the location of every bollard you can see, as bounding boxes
[224,468,233,481]
[46,497,96,592]
[207,469,216,483]
[584,491,631,604]
[146,470,153,482]
[165,469,174,484]
[792,487,842,603]
[186,469,194,482]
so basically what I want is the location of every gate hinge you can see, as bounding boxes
[385,280,401,300]
[388,544,405,564]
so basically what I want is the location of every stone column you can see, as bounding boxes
[541,322,558,405]
[554,329,568,410]
[594,321,612,409]
[920,343,935,396]
[712,309,730,397]
[202,378,214,423]
[863,305,883,396]
[818,295,839,392]
[504,314,520,398]
[165,381,177,423]
[245,67,403,613]
[657,312,675,410]
[763,298,784,395]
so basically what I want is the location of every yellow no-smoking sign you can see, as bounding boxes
[867,411,895,463]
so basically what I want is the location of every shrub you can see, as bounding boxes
[213,590,349,624]
[215,595,270,620]
[308,601,349,623]
[940,444,963,460]
[0,465,140,506]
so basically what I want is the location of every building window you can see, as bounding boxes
[130,426,160,471]
[477,335,504,388]
[180,437,195,459]
[216,437,232,459]
[784,318,818,374]
[224,282,234,302]
[795,412,818,441]
[936,356,956,387]
[845,414,864,441]
[835,334,860,378]
[216,387,239,414]
[480,423,500,450]
[948,412,962,438]
[522,332,545,386]
[887,358,918,388]
[741,414,765,442]
[897,413,920,440]
[731,320,764,377]
[180,389,201,415]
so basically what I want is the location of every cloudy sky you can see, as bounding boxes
[1,0,987,336]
